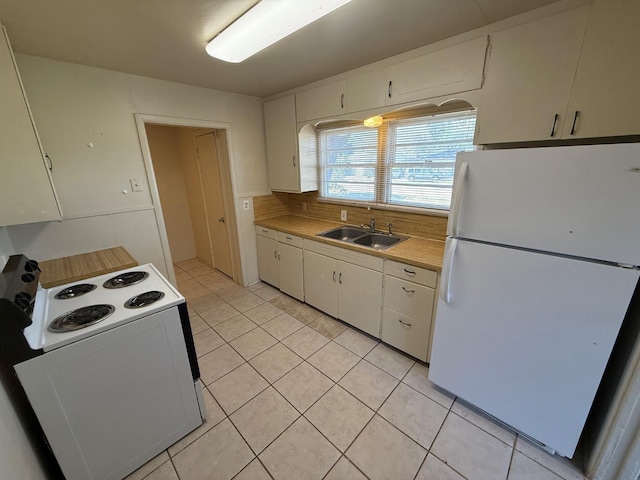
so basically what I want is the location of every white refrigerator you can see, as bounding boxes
[428,143,640,458]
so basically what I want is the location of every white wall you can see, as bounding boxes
[4,55,268,283]
[0,226,14,269]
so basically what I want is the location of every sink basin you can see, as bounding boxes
[317,226,408,250]
[352,233,404,249]
[317,226,369,241]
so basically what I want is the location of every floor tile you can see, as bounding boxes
[452,399,516,446]
[168,386,226,456]
[402,362,455,408]
[338,360,399,410]
[378,383,448,449]
[364,343,415,379]
[431,412,513,480]
[259,417,340,480]
[199,302,240,327]
[125,452,170,480]
[415,454,465,480]
[307,314,348,339]
[233,458,271,480]
[270,294,302,312]
[249,343,303,383]
[247,281,267,292]
[307,341,360,382]
[273,362,333,413]
[324,456,368,480]
[189,265,216,277]
[244,302,284,325]
[515,437,587,480]
[334,328,378,357]
[176,258,207,271]
[172,418,254,480]
[178,277,201,291]
[229,327,277,360]
[197,273,234,291]
[188,293,224,314]
[193,328,225,357]
[261,313,304,340]
[346,415,426,480]
[230,387,300,454]
[188,314,209,335]
[253,285,281,301]
[281,326,329,358]
[143,461,179,480]
[228,292,265,313]
[286,301,323,324]
[216,284,251,301]
[198,344,245,385]
[509,450,563,480]
[182,285,211,300]
[305,385,374,452]
[209,363,269,415]
[213,314,257,342]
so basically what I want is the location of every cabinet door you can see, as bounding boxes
[303,250,338,317]
[346,69,388,113]
[256,235,279,287]
[475,7,589,144]
[277,243,304,301]
[563,0,640,139]
[387,36,487,106]
[296,80,346,122]
[338,261,382,338]
[0,26,61,226]
[264,95,299,192]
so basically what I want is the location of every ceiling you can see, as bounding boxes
[0,0,561,98]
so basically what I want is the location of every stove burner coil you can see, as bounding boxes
[54,283,97,299]
[48,304,115,332]
[124,291,165,309]
[103,271,149,289]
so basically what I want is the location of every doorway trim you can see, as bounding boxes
[134,114,243,286]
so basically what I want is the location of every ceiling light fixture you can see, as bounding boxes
[364,115,383,128]
[205,0,354,63]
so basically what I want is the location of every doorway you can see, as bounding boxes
[143,123,238,282]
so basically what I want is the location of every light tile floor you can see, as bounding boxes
[126,258,589,480]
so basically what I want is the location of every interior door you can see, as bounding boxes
[430,238,639,457]
[195,133,233,277]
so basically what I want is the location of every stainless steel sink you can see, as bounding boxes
[317,226,408,250]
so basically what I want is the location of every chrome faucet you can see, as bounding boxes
[360,217,376,232]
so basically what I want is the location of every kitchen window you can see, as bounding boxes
[318,109,477,212]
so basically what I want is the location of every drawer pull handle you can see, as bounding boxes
[398,319,412,327]
[262,229,268,233]
[286,236,292,240]
[402,287,415,294]
[333,271,336,282]
[403,268,416,276]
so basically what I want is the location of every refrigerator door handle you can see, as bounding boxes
[447,162,469,238]
[440,237,457,304]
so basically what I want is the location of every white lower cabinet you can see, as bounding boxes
[303,240,383,338]
[255,228,304,300]
[381,260,437,362]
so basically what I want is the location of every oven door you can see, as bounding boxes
[15,306,202,480]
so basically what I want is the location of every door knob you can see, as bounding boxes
[218,217,225,223]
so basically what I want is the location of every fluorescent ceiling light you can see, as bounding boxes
[206,0,353,63]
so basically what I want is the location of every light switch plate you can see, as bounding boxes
[130,178,143,192]
[242,199,250,210]
[340,210,347,221]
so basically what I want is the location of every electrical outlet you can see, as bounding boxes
[242,199,250,211]
[340,209,347,221]
[130,178,143,192]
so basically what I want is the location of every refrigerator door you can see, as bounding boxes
[429,239,639,457]
[450,143,640,265]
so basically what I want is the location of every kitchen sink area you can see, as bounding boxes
[317,225,408,250]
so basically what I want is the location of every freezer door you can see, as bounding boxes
[450,143,640,265]
[430,239,639,457]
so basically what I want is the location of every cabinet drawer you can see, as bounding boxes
[277,231,303,248]
[256,226,277,239]
[384,276,434,322]
[381,308,429,362]
[385,260,437,288]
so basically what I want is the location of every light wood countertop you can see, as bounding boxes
[39,247,138,288]
[255,215,445,272]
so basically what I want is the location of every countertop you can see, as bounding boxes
[255,215,445,272]
[39,247,138,288]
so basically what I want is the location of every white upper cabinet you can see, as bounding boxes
[264,95,317,193]
[475,7,589,144]
[346,68,388,113]
[387,36,488,106]
[562,0,640,139]
[295,80,346,122]
[0,26,61,226]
